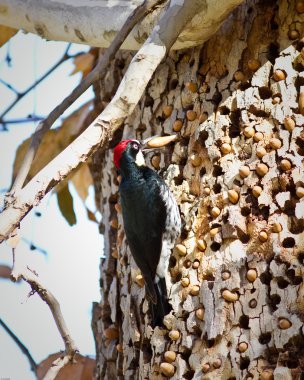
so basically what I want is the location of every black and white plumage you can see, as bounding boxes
[113,139,181,327]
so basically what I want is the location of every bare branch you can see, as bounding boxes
[10,0,167,194]
[11,247,78,380]
[0,0,243,243]
[0,316,38,375]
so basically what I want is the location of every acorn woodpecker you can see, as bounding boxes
[113,139,181,327]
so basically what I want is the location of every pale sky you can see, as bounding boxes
[0,32,103,379]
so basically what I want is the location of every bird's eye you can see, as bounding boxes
[132,143,139,150]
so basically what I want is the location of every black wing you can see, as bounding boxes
[119,167,167,302]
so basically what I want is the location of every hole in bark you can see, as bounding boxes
[296,135,304,156]
[169,256,177,268]
[212,91,222,106]
[258,86,272,99]
[239,315,250,329]
[229,110,241,138]
[248,105,269,117]
[287,359,298,369]
[200,167,206,176]
[298,252,304,264]
[170,78,179,90]
[189,59,195,67]
[144,94,154,107]
[208,282,214,290]
[260,271,272,285]
[286,269,303,285]
[282,237,295,248]
[240,357,250,370]
[237,230,250,244]
[210,242,221,251]
[259,332,272,345]
[181,348,191,362]
[267,43,279,63]
[213,165,223,176]
[241,206,251,216]
[199,130,209,146]
[184,370,195,380]
[213,183,222,194]
[207,339,215,348]
[288,217,304,234]
[283,200,296,216]
[270,294,281,309]
[219,106,230,115]
[173,170,184,186]
[239,82,251,91]
[277,277,289,289]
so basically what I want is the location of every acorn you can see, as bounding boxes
[185,81,198,93]
[288,29,300,40]
[195,308,205,320]
[269,138,282,150]
[296,0,304,13]
[272,222,282,233]
[220,143,232,155]
[135,274,145,287]
[210,227,220,238]
[272,96,281,104]
[249,299,257,308]
[169,330,180,340]
[160,362,175,377]
[252,185,263,198]
[211,207,221,218]
[247,269,258,282]
[203,187,211,195]
[164,351,177,363]
[239,165,250,178]
[104,327,119,340]
[260,370,274,380]
[254,132,263,142]
[222,290,239,302]
[151,155,160,170]
[190,285,200,296]
[259,231,268,242]
[234,70,245,81]
[273,69,286,81]
[192,260,200,269]
[147,135,177,148]
[221,271,231,280]
[163,105,173,118]
[280,159,291,171]
[184,260,191,268]
[256,163,268,177]
[197,239,206,251]
[190,154,202,167]
[186,110,197,121]
[248,58,261,71]
[296,187,304,198]
[244,126,255,138]
[173,119,183,132]
[213,359,222,369]
[278,318,292,329]
[256,146,267,158]
[202,363,210,373]
[116,343,123,353]
[238,342,248,352]
[228,189,239,204]
[181,277,190,287]
[299,91,304,116]
[284,117,295,132]
[176,244,187,256]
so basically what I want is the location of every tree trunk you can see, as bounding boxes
[92,0,304,378]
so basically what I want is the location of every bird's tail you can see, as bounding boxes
[150,277,171,328]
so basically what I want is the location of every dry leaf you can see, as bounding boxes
[0,25,18,47]
[70,52,95,78]
[71,163,93,203]
[0,265,12,279]
[56,184,76,226]
[37,353,95,380]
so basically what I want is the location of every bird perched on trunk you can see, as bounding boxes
[113,139,181,327]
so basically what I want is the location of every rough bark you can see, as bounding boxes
[92,0,304,379]
[0,0,243,50]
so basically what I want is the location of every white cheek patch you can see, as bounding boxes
[135,150,146,166]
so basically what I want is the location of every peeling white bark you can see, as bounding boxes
[0,0,244,50]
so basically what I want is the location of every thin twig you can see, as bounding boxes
[0,44,73,124]
[11,247,78,380]
[0,317,38,375]
[10,0,166,194]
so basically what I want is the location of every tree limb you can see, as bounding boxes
[0,0,243,243]
[0,0,244,50]
[11,247,77,380]
[10,0,167,194]
[0,316,38,375]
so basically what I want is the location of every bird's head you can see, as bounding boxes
[113,139,145,170]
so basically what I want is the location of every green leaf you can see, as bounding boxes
[56,184,76,226]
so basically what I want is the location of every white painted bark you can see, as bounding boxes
[0,0,244,50]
